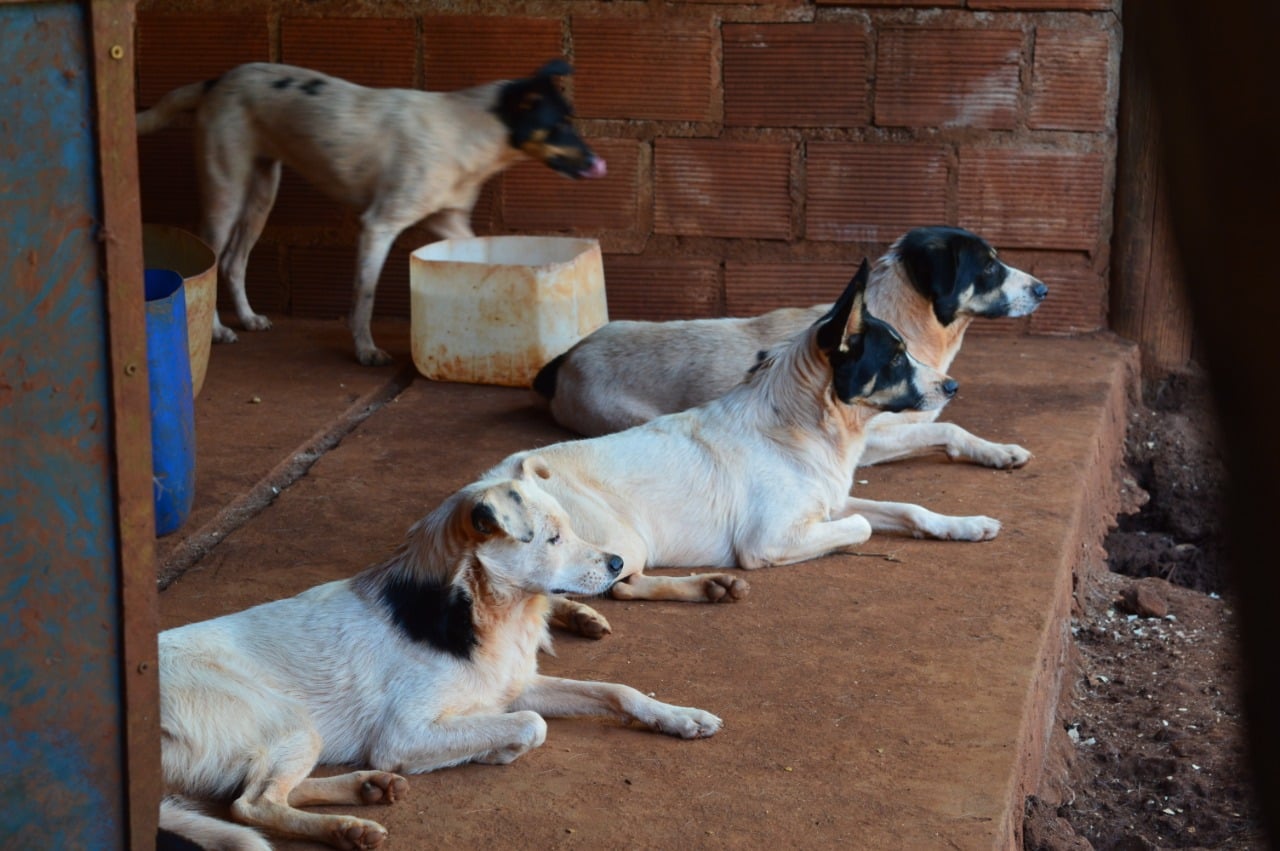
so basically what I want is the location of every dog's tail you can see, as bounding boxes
[159,796,271,851]
[531,352,565,400]
[136,79,216,135]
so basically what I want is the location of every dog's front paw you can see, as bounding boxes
[921,515,1000,541]
[213,325,238,344]
[702,574,749,603]
[359,771,409,806]
[1000,444,1032,468]
[568,606,612,639]
[357,346,393,367]
[550,597,612,639]
[957,440,1032,469]
[652,705,723,739]
[329,816,389,850]
[241,312,273,332]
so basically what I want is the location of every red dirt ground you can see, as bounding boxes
[1023,372,1266,851]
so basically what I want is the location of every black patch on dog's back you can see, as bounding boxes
[532,352,565,400]
[202,77,221,94]
[746,349,771,376]
[380,573,477,659]
[300,77,326,96]
[272,76,294,90]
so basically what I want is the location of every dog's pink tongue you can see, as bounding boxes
[582,157,608,179]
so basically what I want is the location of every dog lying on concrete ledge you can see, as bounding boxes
[157,472,718,850]
[466,262,1002,638]
[535,226,1046,469]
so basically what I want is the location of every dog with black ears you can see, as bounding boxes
[137,59,606,366]
[536,225,1046,469]
[465,261,999,638]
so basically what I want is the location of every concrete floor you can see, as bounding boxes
[157,317,1137,849]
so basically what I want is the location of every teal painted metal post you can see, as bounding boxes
[0,2,137,845]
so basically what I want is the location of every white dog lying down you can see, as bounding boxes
[158,475,720,850]
[535,226,1047,469]
[470,262,1000,638]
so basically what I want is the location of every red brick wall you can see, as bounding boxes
[135,1,1119,334]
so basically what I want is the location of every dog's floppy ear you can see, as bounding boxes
[816,259,869,353]
[502,61,569,112]
[470,501,501,538]
[899,227,992,326]
[468,486,535,543]
[499,61,574,143]
[898,229,958,325]
[534,59,574,79]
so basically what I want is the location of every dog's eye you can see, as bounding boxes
[548,534,561,545]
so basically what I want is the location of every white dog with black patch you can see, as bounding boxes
[157,472,719,850]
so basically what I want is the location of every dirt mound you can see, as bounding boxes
[1106,372,1229,594]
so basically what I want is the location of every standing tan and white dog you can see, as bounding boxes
[158,473,719,850]
[535,226,1046,468]
[137,60,606,366]
[465,262,1000,639]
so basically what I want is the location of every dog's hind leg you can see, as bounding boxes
[195,120,257,344]
[737,513,875,569]
[841,496,1000,541]
[230,725,390,850]
[860,422,1031,469]
[289,771,408,808]
[218,158,281,334]
[369,710,549,773]
[609,571,749,603]
[198,200,245,344]
[160,796,272,851]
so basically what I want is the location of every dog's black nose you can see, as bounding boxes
[1033,281,1049,300]
[942,379,959,398]
[606,554,624,575]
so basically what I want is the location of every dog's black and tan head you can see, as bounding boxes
[816,260,959,414]
[894,226,1048,326]
[496,60,607,180]
[374,460,622,659]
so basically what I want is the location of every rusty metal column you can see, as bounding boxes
[90,1,161,847]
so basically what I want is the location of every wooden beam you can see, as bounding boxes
[89,2,161,848]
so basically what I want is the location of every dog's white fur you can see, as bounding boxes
[137,61,603,366]
[158,472,719,849]
[541,230,1045,469]
[475,267,1000,635]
